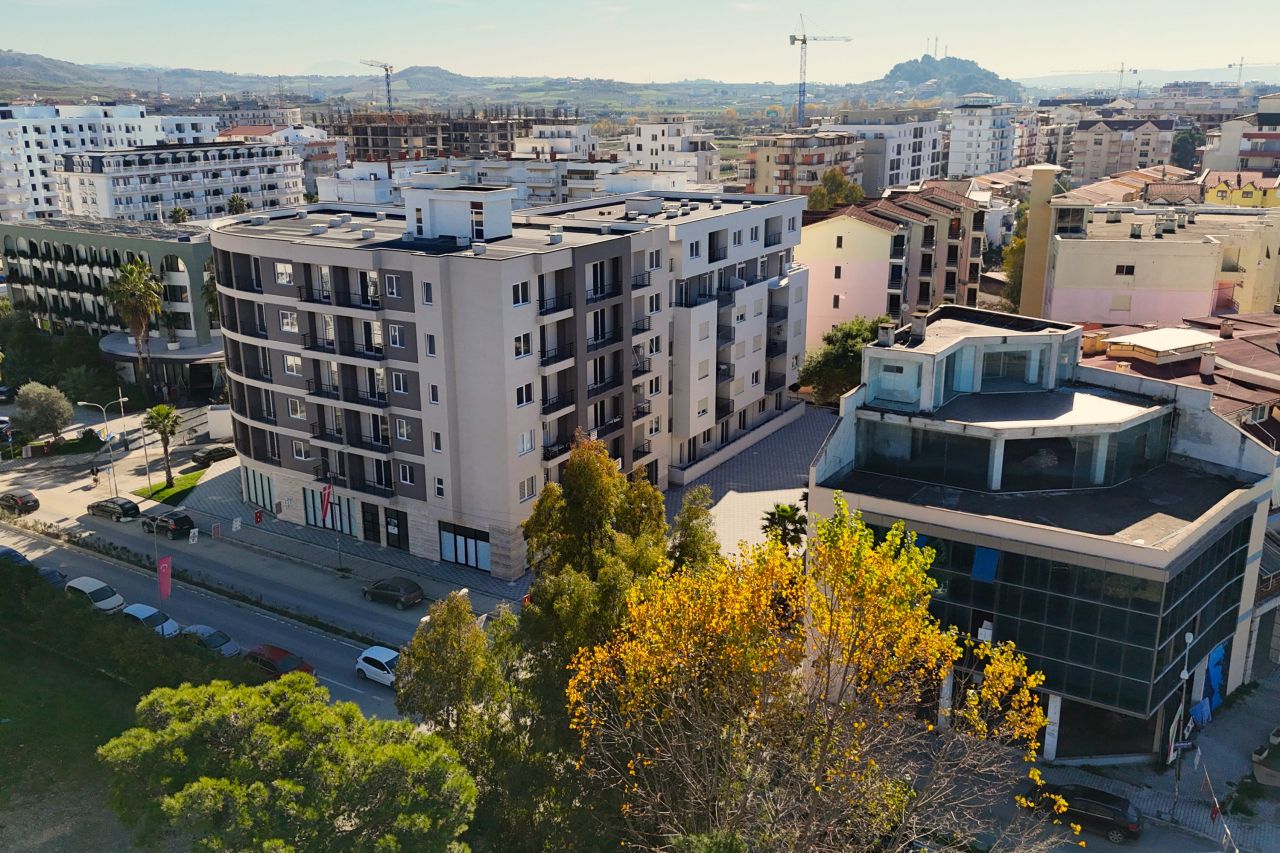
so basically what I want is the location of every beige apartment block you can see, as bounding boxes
[740,132,862,197]
[1070,119,1175,185]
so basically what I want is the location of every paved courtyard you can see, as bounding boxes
[665,405,837,553]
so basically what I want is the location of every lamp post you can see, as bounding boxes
[78,396,128,497]
[1173,630,1195,811]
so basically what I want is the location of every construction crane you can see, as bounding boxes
[361,59,394,113]
[789,16,850,129]
[1052,62,1138,97]
[1228,58,1280,86]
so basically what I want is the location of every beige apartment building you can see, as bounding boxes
[210,182,807,580]
[1070,119,1175,185]
[738,132,862,197]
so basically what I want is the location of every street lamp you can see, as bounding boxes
[78,396,128,498]
[1174,630,1196,810]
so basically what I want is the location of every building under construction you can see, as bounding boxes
[325,108,580,161]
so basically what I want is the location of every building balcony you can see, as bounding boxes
[585,283,622,304]
[673,289,716,308]
[306,379,342,400]
[543,437,572,462]
[767,305,788,324]
[765,372,787,393]
[349,433,392,454]
[709,245,728,262]
[766,340,788,359]
[890,245,907,260]
[632,270,654,289]
[717,323,735,345]
[591,416,624,440]
[348,341,386,361]
[764,232,783,247]
[632,357,652,378]
[540,343,574,367]
[633,315,653,335]
[310,422,346,444]
[715,397,734,421]
[634,439,653,457]
[586,329,622,352]
[716,362,735,384]
[587,373,622,398]
[633,399,652,419]
[542,391,575,416]
[351,480,395,499]
[349,386,390,408]
[302,332,336,353]
[345,289,382,311]
[538,292,572,315]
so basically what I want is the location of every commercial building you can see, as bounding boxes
[738,132,862,197]
[809,305,1274,759]
[56,141,305,222]
[621,116,720,184]
[814,107,943,195]
[0,104,219,220]
[1069,119,1175,185]
[0,216,223,392]
[210,184,806,580]
[797,185,986,335]
[946,94,1015,178]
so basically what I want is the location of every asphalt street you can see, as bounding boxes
[0,526,400,718]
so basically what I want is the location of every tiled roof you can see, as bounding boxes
[1144,183,1203,203]
[1200,170,1277,189]
[1076,119,1176,131]
[838,205,903,232]
[918,185,978,209]
[862,198,928,223]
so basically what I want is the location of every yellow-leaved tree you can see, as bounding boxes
[568,495,1075,852]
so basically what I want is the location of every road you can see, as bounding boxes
[1054,820,1219,852]
[0,526,401,718]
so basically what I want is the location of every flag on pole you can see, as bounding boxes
[157,556,172,600]
[321,483,333,522]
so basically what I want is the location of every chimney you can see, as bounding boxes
[1177,213,1187,229]
[1199,350,1216,377]
[1129,223,1142,239]
[1220,319,1234,339]
[909,310,928,343]
[877,322,894,346]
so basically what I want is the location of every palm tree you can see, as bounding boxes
[762,502,808,553]
[143,404,183,489]
[167,206,189,224]
[107,259,162,380]
[226,194,249,215]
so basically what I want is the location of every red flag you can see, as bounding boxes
[157,556,172,601]
[321,483,333,522]
[1210,800,1220,824]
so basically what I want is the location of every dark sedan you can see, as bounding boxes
[191,445,237,468]
[140,510,195,539]
[0,489,39,515]
[87,496,140,521]
[361,576,425,610]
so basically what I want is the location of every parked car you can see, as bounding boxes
[87,496,140,521]
[0,488,40,515]
[360,576,425,610]
[122,603,180,638]
[355,645,399,687]
[140,510,195,539]
[0,545,33,567]
[244,644,315,679]
[182,624,241,657]
[191,445,237,468]
[1028,784,1142,844]
[37,566,68,588]
[0,386,13,403]
[64,575,125,613]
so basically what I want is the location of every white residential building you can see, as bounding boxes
[211,185,806,580]
[622,116,720,184]
[816,107,943,194]
[513,123,599,160]
[0,104,218,220]
[217,124,347,196]
[56,141,305,222]
[947,94,1015,178]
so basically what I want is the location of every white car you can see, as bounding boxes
[65,576,125,613]
[355,645,399,687]
[122,603,180,638]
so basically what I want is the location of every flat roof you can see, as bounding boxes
[521,191,799,227]
[931,387,1164,430]
[1082,209,1280,241]
[823,461,1257,551]
[0,215,208,243]
[887,307,1077,354]
[1107,328,1220,351]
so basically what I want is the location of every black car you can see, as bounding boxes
[0,385,13,403]
[361,576,425,610]
[0,488,40,515]
[141,510,195,539]
[1031,784,1142,844]
[38,566,68,588]
[191,445,237,468]
[87,496,141,521]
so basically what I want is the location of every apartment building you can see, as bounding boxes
[158,102,303,130]
[1070,119,1175,185]
[0,104,219,220]
[326,112,534,161]
[622,116,720,184]
[1011,116,1040,168]
[56,141,305,222]
[0,216,222,391]
[739,132,862,196]
[946,94,1015,178]
[513,123,599,160]
[1201,93,1280,177]
[217,124,347,196]
[810,305,1274,759]
[815,106,942,195]
[210,183,806,580]
[1199,170,1280,207]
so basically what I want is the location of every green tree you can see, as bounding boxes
[761,502,807,552]
[107,259,162,379]
[58,364,112,408]
[226,193,249,214]
[0,309,54,386]
[98,676,476,852]
[668,484,720,570]
[806,167,866,212]
[397,590,500,731]
[798,315,888,405]
[304,191,320,204]
[167,206,189,224]
[1172,127,1206,171]
[613,469,668,542]
[142,403,182,488]
[1003,235,1026,306]
[14,381,72,441]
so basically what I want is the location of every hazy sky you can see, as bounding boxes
[4,0,1258,84]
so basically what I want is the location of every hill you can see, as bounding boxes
[871,55,1022,101]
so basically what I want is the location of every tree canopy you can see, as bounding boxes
[142,403,182,488]
[107,258,162,378]
[227,193,249,214]
[798,315,889,405]
[1172,127,1206,171]
[806,167,866,212]
[14,381,73,440]
[99,676,476,852]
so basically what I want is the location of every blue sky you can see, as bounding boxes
[4,0,1259,84]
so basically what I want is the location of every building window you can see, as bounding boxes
[788,216,796,232]
[517,429,535,455]
[392,371,407,393]
[698,359,710,380]
[438,520,489,569]
[425,333,437,356]
[732,230,742,246]
[279,310,298,333]
[388,324,403,347]
[383,274,400,297]
[518,475,537,503]
[291,439,308,460]
[648,293,661,314]
[287,398,305,419]
[515,382,534,407]
[836,235,843,248]
[833,294,841,308]
[648,418,661,436]
[750,225,760,242]
[398,464,415,485]
[431,431,442,452]
[1115,264,1135,276]
[435,477,446,498]
[396,418,411,440]
[512,280,530,306]
[697,398,709,417]
[514,332,531,358]
[422,281,433,304]
[284,355,301,375]
[429,384,439,404]
[649,376,662,396]
[753,334,763,352]
[648,249,662,269]
[698,321,710,341]
[752,370,761,386]
[648,336,661,355]
[834,266,842,280]
[689,240,701,258]
[274,262,293,287]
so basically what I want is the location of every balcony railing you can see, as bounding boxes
[310,422,345,443]
[766,340,787,358]
[716,397,734,420]
[634,439,653,457]
[587,373,622,397]
[673,290,716,308]
[717,324,734,345]
[538,292,572,315]
[541,391,575,415]
[716,362,735,384]
[306,379,342,400]
[591,416,624,440]
[540,343,574,367]
[632,358,652,378]
[295,284,333,304]
[350,387,389,407]
[351,481,395,499]
[890,244,907,260]
[709,245,728,262]
[767,305,788,323]
[543,438,572,461]
[765,372,787,393]
[632,270,654,289]
[764,232,782,247]
[633,315,652,335]
[349,341,386,361]
[585,283,622,304]
[633,399,652,419]
[586,330,622,352]
[346,289,382,310]
[349,433,391,453]
[302,333,336,353]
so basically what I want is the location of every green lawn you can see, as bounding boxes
[131,468,206,505]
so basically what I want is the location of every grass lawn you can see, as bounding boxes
[131,468,206,505]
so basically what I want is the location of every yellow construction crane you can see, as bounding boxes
[1228,58,1280,86]
[789,16,850,128]
[361,59,394,113]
